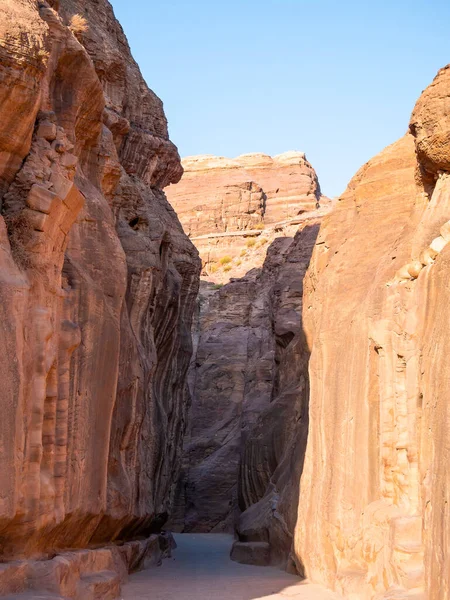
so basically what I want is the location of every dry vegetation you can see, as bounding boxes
[4,213,33,269]
[69,13,88,36]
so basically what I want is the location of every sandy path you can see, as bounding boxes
[121,533,340,600]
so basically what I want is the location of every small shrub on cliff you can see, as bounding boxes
[246,238,256,248]
[223,265,232,272]
[4,213,33,270]
[240,249,247,257]
[259,237,268,245]
[36,47,50,62]
[209,264,218,274]
[219,255,232,265]
[236,260,242,266]
[69,14,88,36]
[254,222,265,230]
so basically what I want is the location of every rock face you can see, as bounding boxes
[169,215,324,568]
[294,64,450,599]
[0,0,200,592]
[166,151,331,283]
[167,150,330,568]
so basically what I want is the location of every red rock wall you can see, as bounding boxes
[166,151,332,284]
[295,66,450,600]
[0,0,200,560]
[167,149,329,568]
[166,151,324,232]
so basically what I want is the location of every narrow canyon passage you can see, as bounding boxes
[122,535,340,600]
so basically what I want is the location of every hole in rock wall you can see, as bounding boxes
[276,331,295,349]
[129,216,141,230]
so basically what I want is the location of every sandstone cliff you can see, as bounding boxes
[169,224,319,544]
[167,151,330,571]
[294,65,450,600]
[166,151,332,283]
[0,0,200,596]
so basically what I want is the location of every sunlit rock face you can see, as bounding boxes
[295,65,450,599]
[166,151,332,284]
[167,151,324,232]
[0,0,200,566]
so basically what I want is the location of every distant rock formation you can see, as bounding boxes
[166,151,332,284]
[0,0,200,596]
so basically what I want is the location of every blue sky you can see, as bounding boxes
[111,0,449,197]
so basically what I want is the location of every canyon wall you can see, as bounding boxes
[167,152,330,571]
[0,0,200,595]
[294,65,450,600]
[166,151,332,283]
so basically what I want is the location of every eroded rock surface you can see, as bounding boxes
[294,65,450,600]
[167,149,330,569]
[166,151,331,283]
[0,0,200,595]
[169,220,322,567]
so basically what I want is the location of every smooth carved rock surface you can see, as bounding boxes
[166,151,331,283]
[169,222,320,570]
[0,0,200,584]
[294,65,450,600]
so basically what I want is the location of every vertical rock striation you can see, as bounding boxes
[295,65,450,600]
[168,153,330,571]
[170,224,321,544]
[0,1,200,587]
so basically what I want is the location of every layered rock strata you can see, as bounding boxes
[166,152,331,283]
[294,65,450,600]
[0,0,200,596]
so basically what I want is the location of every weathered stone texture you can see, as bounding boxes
[0,0,200,589]
[166,151,331,284]
[294,65,450,600]
[167,151,323,228]
[170,222,321,568]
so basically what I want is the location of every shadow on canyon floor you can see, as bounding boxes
[122,534,338,599]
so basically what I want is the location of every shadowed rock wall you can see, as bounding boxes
[167,149,329,569]
[169,217,323,571]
